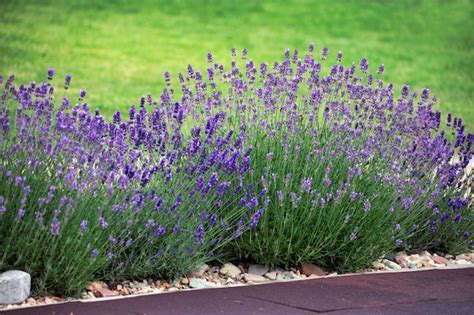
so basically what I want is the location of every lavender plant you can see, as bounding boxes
[169,46,472,271]
[0,43,472,295]
[0,71,264,295]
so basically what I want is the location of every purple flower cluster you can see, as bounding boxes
[0,66,266,283]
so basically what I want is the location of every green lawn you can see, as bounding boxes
[0,0,473,127]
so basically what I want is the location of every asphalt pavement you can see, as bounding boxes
[2,267,473,315]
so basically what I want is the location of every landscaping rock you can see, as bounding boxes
[0,270,31,304]
[94,288,119,298]
[301,263,326,276]
[243,273,267,283]
[454,259,471,265]
[422,261,435,268]
[395,255,407,265]
[277,271,296,280]
[248,264,269,276]
[264,271,277,280]
[383,259,402,270]
[372,262,386,270]
[420,250,432,257]
[219,263,241,278]
[384,253,396,262]
[189,278,217,289]
[455,254,470,261]
[432,255,449,265]
[87,281,105,291]
[190,264,209,277]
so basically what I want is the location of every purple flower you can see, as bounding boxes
[79,220,88,233]
[277,191,284,203]
[321,47,328,60]
[91,249,99,257]
[146,219,155,228]
[79,89,87,100]
[64,74,72,89]
[377,64,385,75]
[349,231,357,241]
[215,182,231,196]
[208,172,219,188]
[17,208,26,218]
[47,67,55,80]
[364,199,371,212]
[50,217,60,236]
[249,209,263,228]
[359,58,369,73]
[195,224,204,244]
[99,216,109,229]
[246,197,258,209]
[108,235,117,245]
[153,225,166,237]
[300,178,312,192]
[401,198,414,209]
[172,225,181,234]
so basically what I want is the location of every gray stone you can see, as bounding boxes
[189,278,217,289]
[219,263,241,278]
[0,270,30,304]
[383,259,402,270]
[248,264,269,276]
[243,273,267,283]
[189,263,209,277]
[276,271,296,281]
[264,271,277,280]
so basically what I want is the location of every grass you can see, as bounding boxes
[0,0,473,127]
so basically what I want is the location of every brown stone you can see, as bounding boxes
[94,288,119,298]
[301,262,326,276]
[432,255,449,265]
[395,255,407,265]
[87,281,104,291]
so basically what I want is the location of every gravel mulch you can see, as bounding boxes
[1,250,473,311]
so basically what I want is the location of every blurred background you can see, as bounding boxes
[0,0,472,127]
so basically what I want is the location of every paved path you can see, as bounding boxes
[2,267,473,315]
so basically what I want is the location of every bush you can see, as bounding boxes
[0,72,264,296]
[172,46,472,271]
[0,45,471,295]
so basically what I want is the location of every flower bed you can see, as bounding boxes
[0,44,472,298]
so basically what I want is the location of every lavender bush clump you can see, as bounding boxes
[0,70,264,295]
[0,43,472,294]
[166,46,472,271]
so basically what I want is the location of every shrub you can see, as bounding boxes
[166,46,472,271]
[0,44,471,295]
[0,72,264,296]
